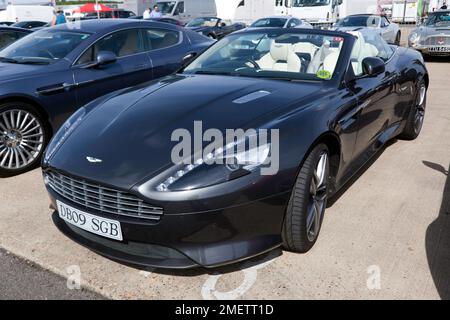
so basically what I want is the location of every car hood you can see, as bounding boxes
[0,61,58,83]
[416,25,450,37]
[50,74,324,190]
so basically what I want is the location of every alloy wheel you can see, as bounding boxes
[414,84,427,135]
[0,109,45,170]
[306,152,328,242]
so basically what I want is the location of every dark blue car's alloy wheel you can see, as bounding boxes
[307,152,328,242]
[0,109,44,170]
[414,84,427,135]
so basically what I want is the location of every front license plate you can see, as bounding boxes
[429,46,450,52]
[57,200,123,241]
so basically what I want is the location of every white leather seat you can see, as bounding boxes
[257,41,301,72]
[293,42,318,61]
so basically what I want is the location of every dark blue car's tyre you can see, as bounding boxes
[399,79,427,141]
[282,144,329,253]
[0,102,49,177]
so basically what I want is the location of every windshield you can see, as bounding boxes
[426,12,450,27]
[186,17,219,27]
[0,29,90,64]
[335,15,380,27]
[183,31,345,81]
[157,1,177,14]
[251,18,288,28]
[292,0,331,7]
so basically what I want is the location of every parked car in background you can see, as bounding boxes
[82,9,136,19]
[0,26,32,49]
[11,21,48,30]
[409,10,450,57]
[249,16,313,29]
[186,17,246,39]
[148,17,185,27]
[0,19,213,177]
[42,28,428,269]
[334,14,401,45]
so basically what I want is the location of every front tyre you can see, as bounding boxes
[0,102,48,177]
[399,80,427,140]
[282,144,329,253]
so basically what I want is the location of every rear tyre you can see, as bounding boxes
[0,102,49,177]
[399,79,427,141]
[282,144,329,253]
[395,32,401,45]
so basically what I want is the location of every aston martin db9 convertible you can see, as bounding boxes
[43,28,428,269]
[0,19,212,177]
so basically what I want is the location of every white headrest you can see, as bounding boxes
[348,31,365,60]
[270,42,290,62]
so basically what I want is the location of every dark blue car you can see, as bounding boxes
[0,19,213,177]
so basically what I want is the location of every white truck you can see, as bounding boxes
[155,0,244,23]
[288,0,380,27]
[234,0,380,27]
[0,5,53,23]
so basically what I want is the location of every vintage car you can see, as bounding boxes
[409,9,450,56]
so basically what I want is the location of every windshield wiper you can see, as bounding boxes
[194,70,239,76]
[0,57,19,63]
[0,56,50,65]
[16,59,50,65]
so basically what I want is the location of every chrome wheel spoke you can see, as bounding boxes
[0,109,44,170]
[307,152,329,242]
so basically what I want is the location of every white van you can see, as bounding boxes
[156,0,215,22]
[0,5,53,23]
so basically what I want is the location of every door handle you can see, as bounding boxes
[133,64,146,70]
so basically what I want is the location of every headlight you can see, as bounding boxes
[156,141,271,192]
[44,107,86,163]
[409,32,420,45]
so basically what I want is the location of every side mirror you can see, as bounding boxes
[181,52,196,66]
[96,51,117,66]
[362,57,385,76]
[220,22,226,27]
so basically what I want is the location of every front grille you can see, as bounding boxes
[422,35,450,46]
[46,170,163,221]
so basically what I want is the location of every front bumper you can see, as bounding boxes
[409,44,450,56]
[45,179,289,269]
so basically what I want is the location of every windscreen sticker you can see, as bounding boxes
[316,70,332,80]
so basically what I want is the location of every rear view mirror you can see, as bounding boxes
[181,52,197,66]
[362,57,385,76]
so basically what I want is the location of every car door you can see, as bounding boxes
[142,27,187,79]
[72,28,153,107]
[348,32,399,163]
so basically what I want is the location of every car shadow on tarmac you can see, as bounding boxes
[423,160,450,300]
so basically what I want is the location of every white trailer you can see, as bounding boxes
[233,0,379,27]
[289,0,379,27]
[0,5,53,23]
[154,0,243,23]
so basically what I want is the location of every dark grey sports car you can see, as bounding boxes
[0,19,212,177]
[186,17,246,40]
[43,28,428,269]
